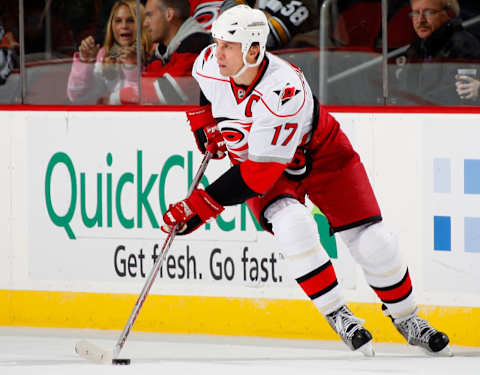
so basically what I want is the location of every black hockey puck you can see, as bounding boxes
[112,358,131,365]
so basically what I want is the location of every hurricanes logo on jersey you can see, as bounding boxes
[216,119,252,163]
[274,84,301,107]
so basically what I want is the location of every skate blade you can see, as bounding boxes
[424,344,453,357]
[356,340,375,357]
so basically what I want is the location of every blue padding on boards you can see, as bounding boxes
[434,216,451,251]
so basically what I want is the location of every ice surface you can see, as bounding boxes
[0,327,479,375]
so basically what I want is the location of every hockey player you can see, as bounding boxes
[161,5,452,356]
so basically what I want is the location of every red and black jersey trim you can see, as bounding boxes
[370,269,413,304]
[331,216,383,235]
[296,260,338,300]
[229,56,269,104]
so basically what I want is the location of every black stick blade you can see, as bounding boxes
[112,358,131,365]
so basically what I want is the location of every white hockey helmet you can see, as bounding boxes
[211,5,270,75]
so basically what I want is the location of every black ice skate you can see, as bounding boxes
[382,304,452,356]
[326,305,374,357]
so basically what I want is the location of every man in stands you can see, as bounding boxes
[392,0,480,105]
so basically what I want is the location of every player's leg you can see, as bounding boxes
[261,196,374,356]
[304,144,451,355]
[339,223,452,356]
[339,222,416,318]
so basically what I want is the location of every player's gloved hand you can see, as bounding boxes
[161,188,224,235]
[186,105,226,159]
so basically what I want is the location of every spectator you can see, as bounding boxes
[0,21,18,49]
[391,0,480,105]
[0,22,18,85]
[0,1,19,42]
[67,0,151,104]
[95,0,147,44]
[219,0,319,49]
[118,0,211,104]
[99,0,224,36]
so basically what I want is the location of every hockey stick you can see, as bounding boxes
[75,151,213,365]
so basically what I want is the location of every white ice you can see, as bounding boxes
[0,326,479,375]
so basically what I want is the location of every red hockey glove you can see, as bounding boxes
[162,188,224,235]
[186,105,226,159]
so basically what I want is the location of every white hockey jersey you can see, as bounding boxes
[192,44,315,174]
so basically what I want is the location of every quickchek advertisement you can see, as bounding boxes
[25,111,356,296]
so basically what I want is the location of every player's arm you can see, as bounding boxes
[206,164,262,205]
[189,103,294,207]
[186,92,226,159]
[207,119,296,202]
[161,120,291,236]
[162,164,259,235]
[186,45,227,157]
[235,81,308,193]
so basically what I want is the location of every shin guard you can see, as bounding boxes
[266,199,344,314]
[340,222,416,319]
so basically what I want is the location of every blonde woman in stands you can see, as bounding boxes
[67,0,151,104]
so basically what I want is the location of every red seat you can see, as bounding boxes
[332,2,382,48]
[387,4,416,49]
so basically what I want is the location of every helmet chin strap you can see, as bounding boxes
[231,52,262,79]
[231,63,249,79]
